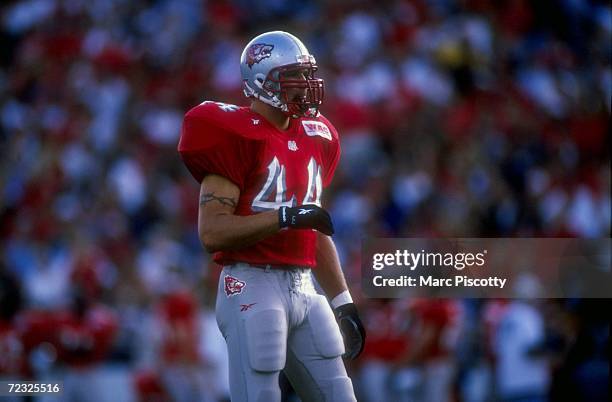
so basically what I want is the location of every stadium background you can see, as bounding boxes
[0,0,609,401]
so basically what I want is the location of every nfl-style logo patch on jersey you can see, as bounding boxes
[301,121,332,140]
[224,275,246,297]
[288,140,298,151]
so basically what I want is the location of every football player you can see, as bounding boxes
[178,31,365,401]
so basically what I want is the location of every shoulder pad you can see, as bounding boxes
[178,101,267,152]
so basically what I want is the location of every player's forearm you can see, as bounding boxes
[199,210,280,253]
[312,233,349,299]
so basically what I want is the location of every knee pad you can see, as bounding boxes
[307,295,345,358]
[243,309,287,372]
[256,388,280,402]
[325,376,357,402]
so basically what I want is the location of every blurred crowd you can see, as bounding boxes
[0,0,609,401]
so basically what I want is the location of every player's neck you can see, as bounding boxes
[251,100,291,131]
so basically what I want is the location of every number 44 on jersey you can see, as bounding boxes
[252,156,322,211]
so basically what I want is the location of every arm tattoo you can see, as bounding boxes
[200,192,237,208]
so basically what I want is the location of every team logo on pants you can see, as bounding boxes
[224,275,246,297]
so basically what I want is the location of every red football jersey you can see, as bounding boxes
[158,292,200,365]
[178,101,341,268]
[54,306,118,368]
[362,301,411,362]
[409,299,461,360]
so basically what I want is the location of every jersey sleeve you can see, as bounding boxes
[319,115,341,187]
[178,103,259,189]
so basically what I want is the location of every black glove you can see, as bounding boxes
[334,303,366,360]
[278,204,334,235]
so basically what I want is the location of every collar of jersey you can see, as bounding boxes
[248,109,300,138]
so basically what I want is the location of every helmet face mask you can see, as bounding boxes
[240,31,325,118]
[264,63,324,118]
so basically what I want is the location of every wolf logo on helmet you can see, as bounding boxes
[246,44,274,68]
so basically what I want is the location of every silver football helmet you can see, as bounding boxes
[240,31,324,118]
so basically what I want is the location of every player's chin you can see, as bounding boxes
[291,93,307,103]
